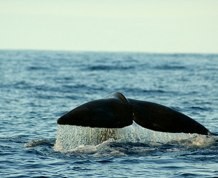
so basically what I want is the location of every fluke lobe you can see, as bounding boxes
[57,92,210,135]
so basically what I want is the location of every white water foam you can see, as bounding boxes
[54,122,215,152]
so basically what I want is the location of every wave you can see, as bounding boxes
[24,138,55,148]
[86,64,134,71]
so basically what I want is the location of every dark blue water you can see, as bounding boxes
[0,50,218,177]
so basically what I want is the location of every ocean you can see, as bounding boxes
[0,50,217,177]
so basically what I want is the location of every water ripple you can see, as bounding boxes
[0,50,218,177]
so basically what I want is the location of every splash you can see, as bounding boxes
[54,125,119,152]
[54,122,216,152]
[24,138,54,147]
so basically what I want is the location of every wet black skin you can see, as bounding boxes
[57,92,210,135]
[57,98,133,128]
[129,99,209,135]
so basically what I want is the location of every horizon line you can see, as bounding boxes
[0,48,218,55]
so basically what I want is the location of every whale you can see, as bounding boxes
[57,92,133,128]
[57,92,211,135]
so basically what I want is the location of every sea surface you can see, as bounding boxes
[0,50,218,178]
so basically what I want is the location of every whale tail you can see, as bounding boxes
[57,92,211,135]
[129,99,209,135]
[57,92,133,128]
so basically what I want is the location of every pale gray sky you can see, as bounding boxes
[0,0,218,53]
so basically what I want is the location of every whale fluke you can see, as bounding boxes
[57,92,211,135]
[57,93,133,128]
[128,99,209,135]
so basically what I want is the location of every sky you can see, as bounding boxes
[0,0,218,53]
